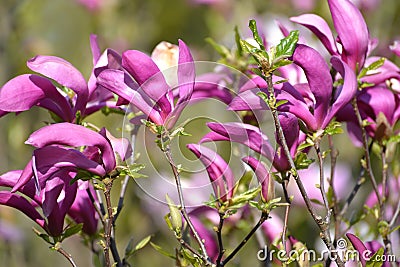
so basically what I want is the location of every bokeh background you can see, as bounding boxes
[1,0,400,266]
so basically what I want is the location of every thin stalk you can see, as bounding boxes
[264,74,344,267]
[351,99,381,204]
[104,180,114,267]
[56,246,77,267]
[380,146,394,266]
[328,135,340,241]
[389,200,400,227]
[220,212,269,266]
[339,167,365,218]
[163,145,210,263]
[314,142,330,217]
[281,177,292,260]
[114,125,140,223]
[216,213,226,266]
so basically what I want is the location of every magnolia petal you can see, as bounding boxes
[27,55,89,114]
[96,69,163,125]
[201,122,274,161]
[328,0,369,70]
[33,145,107,178]
[242,156,269,201]
[177,39,195,103]
[323,57,357,128]
[0,74,73,121]
[293,44,332,129]
[0,191,46,230]
[25,123,116,173]
[290,14,338,55]
[186,144,235,201]
[190,216,218,262]
[346,233,368,266]
[100,128,132,161]
[68,181,98,235]
[192,73,233,104]
[122,50,171,115]
[42,177,64,217]
[390,40,400,57]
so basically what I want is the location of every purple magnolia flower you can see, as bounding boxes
[242,156,270,202]
[186,144,235,202]
[97,40,195,130]
[230,45,357,132]
[199,116,301,172]
[291,0,369,71]
[0,170,98,237]
[0,35,120,122]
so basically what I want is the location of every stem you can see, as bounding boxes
[104,180,114,267]
[114,125,140,224]
[351,99,381,204]
[56,246,77,267]
[339,167,365,218]
[216,213,225,266]
[221,213,269,266]
[163,146,210,263]
[280,176,291,260]
[389,200,400,227]
[314,142,330,217]
[328,136,340,241]
[264,74,344,267]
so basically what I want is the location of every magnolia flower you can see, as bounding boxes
[186,144,235,202]
[291,0,369,71]
[97,40,194,130]
[0,35,120,122]
[229,44,357,133]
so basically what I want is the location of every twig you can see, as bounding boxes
[351,99,381,204]
[114,125,140,224]
[314,142,330,218]
[264,74,344,267]
[328,135,340,241]
[281,177,291,259]
[55,246,77,267]
[221,212,269,266]
[389,200,400,227]
[216,213,226,266]
[103,180,115,267]
[163,145,211,264]
[339,167,365,218]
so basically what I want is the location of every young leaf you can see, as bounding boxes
[61,223,83,241]
[358,57,386,79]
[205,37,231,58]
[150,242,176,259]
[274,30,299,62]
[248,19,265,50]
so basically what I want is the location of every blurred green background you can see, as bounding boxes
[1,0,400,266]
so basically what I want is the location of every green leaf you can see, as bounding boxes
[165,194,182,235]
[248,19,265,50]
[294,152,315,170]
[61,223,83,241]
[125,235,152,259]
[234,26,243,56]
[135,235,151,251]
[274,30,299,62]
[32,227,52,244]
[228,187,261,210]
[205,37,231,58]
[150,242,176,259]
[358,57,386,79]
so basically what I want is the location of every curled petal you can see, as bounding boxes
[0,74,73,121]
[390,40,400,57]
[323,56,357,128]
[68,181,98,235]
[0,192,46,231]
[290,14,338,56]
[201,122,274,161]
[293,44,332,129]
[242,156,270,201]
[100,128,132,161]
[25,123,116,173]
[177,39,195,103]
[346,233,368,266]
[122,50,171,115]
[328,0,369,70]
[27,56,88,114]
[190,216,218,262]
[186,144,235,201]
[96,69,164,125]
